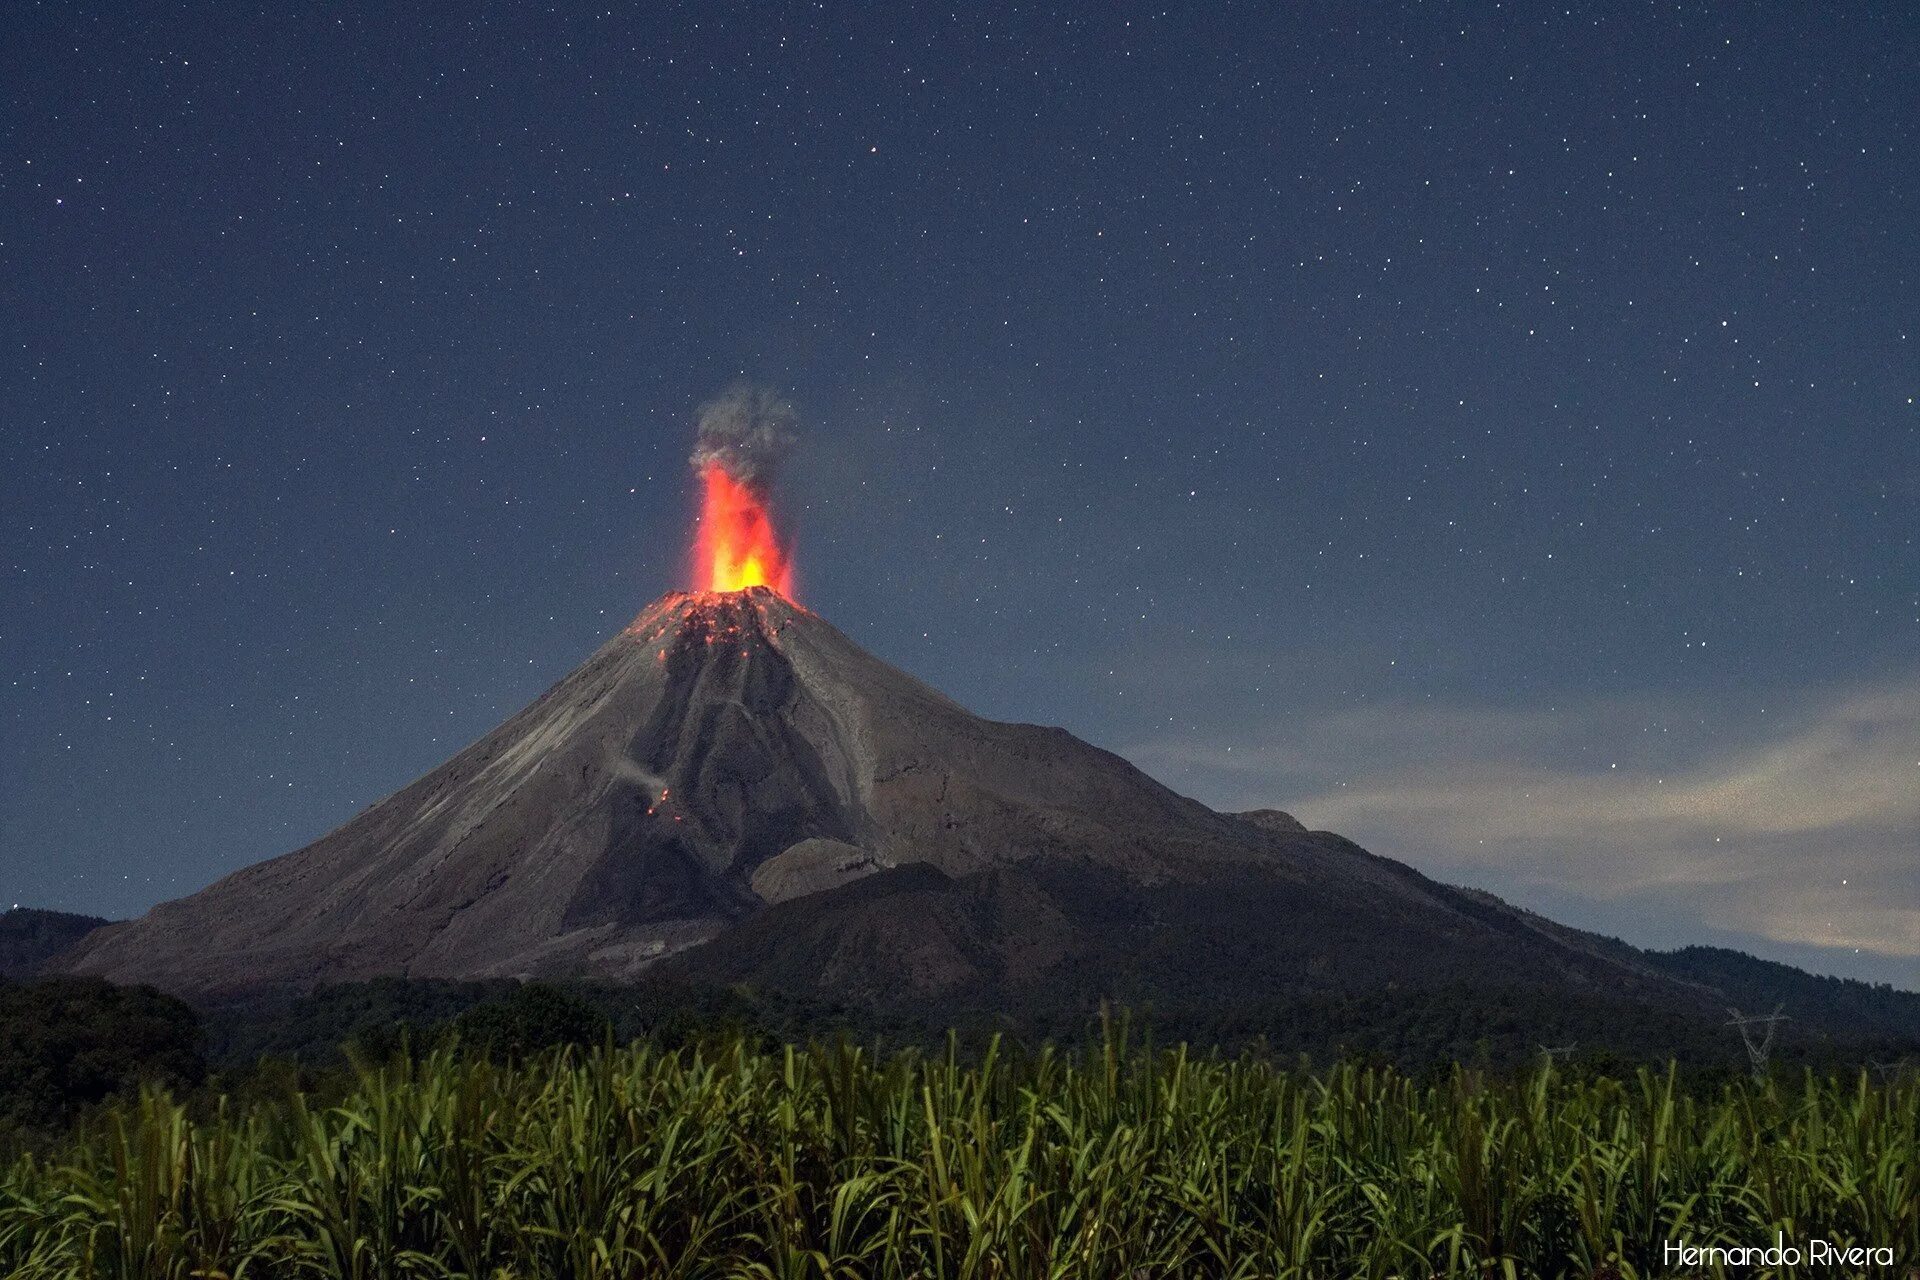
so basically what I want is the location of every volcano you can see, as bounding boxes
[58,590,1726,1012]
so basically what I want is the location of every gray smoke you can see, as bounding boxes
[690,384,798,488]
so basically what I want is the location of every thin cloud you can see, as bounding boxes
[1127,676,1920,969]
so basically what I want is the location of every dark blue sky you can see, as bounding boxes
[4,3,1914,985]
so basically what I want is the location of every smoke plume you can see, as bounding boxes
[690,384,798,489]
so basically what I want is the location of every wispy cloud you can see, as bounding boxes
[1127,676,1920,976]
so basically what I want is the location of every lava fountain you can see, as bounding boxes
[693,462,794,596]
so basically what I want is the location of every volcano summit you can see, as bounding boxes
[64,587,1729,1017]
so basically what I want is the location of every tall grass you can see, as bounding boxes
[1,1030,1911,1277]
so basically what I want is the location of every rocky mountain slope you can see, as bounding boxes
[58,588,1896,1042]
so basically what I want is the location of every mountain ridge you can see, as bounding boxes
[0,908,111,980]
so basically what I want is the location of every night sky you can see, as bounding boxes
[4,4,1914,986]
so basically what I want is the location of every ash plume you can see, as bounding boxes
[690,384,798,489]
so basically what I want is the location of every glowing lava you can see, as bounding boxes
[693,463,793,596]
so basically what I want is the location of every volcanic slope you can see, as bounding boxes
[67,588,1690,1008]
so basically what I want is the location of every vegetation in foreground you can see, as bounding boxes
[1,1022,1913,1279]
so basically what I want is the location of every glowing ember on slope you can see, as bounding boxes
[693,463,794,596]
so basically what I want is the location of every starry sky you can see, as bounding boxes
[4,4,1915,987]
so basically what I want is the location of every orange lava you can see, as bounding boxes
[693,464,793,596]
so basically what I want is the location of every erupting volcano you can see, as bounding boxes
[687,383,799,598]
[52,386,1745,1021]
[694,464,793,596]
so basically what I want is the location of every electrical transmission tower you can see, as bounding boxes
[1868,1059,1913,1085]
[1726,1005,1788,1080]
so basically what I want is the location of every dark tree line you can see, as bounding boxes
[5,966,1915,1142]
[0,978,203,1133]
